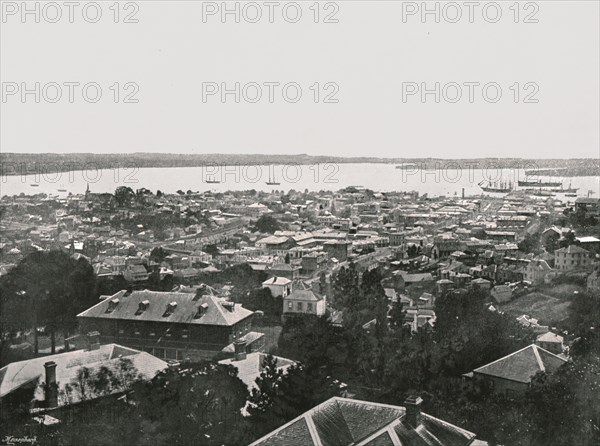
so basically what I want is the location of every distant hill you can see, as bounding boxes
[1,153,598,176]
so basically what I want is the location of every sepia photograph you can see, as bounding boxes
[0,1,599,445]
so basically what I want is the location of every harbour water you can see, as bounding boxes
[1,163,599,200]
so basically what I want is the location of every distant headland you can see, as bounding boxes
[1,153,598,177]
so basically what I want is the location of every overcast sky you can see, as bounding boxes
[1,0,598,158]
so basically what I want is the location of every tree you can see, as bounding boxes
[253,214,280,233]
[114,186,135,207]
[0,250,97,356]
[248,358,343,437]
[559,231,577,249]
[203,244,220,257]
[150,247,168,262]
[130,362,251,445]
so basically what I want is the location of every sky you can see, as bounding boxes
[1,0,599,159]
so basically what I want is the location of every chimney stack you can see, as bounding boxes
[87,331,100,351]
[233,340,247,361]
[404,395,423,428]
[44,361,58,408]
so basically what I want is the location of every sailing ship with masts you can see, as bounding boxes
[479,179,513,193]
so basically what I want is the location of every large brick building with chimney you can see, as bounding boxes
[77,290,264,361]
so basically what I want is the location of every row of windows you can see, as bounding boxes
[287,301,314,311]
[118,327,189,339]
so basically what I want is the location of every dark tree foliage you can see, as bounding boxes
[0,250,97,355]
[114,186,135,207]
[149,247,168,262]
[129,362,251,446]
[240,288,283,321]
[253,214,281,233]
[247,356,343,439]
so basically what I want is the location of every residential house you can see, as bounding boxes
[525,259,554,285]
[554,245,592,271]
[467,344,567,396]
[283,284,326,318]
[490,285,512,303]
[249,396,488,446]
[123,264,150,283]
[0,341,167,414]
[262,276,292,297]
[587,268,600,294]
[219,351,295,391]
[268,263,301,281]
[535,332,565,355]
[301,251,328,275]
[77,290,264,361]
[323,240,351,262]
[575,197,600,216]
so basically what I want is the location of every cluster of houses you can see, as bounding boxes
[1,185,598,441]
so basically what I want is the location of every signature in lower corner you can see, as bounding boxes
[2,436,37,445]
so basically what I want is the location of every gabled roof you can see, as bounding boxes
[554,245,590,255]
[250,397,479,446]
[0,344,167,406]
[473,344,567,384]
[218,352,295,390]
[77,290,253,326]
[286,288,323,302]
[263,276,292,286]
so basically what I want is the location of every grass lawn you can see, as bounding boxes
[499,286,581,325]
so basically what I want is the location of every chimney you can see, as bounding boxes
[87,331,100,350]
[404,396,423,428]
[233,340,247,361]
[44,361,58,408]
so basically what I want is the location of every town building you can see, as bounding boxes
[77,290,264,361]
[249,396,488,446]
[467,344,567,396]
[554,245,592,271]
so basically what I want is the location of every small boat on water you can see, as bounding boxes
[518,179,562,187]
[266,172,280,186]
[524,188,555,197]
[396,163,418,169]
[565,193,578,197]
[30,184,39,187]
[550,182,579,193]
[206,177,220,184]
[57,184,67,192]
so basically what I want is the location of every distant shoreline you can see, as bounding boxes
[1,153,598,177]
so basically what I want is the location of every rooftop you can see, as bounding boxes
[78,290,253,326]
[249,397,480,446]
[473,344,567,384]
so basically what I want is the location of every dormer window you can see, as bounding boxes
[137,300,150,314]
[164,301,177,317]
[107,298,119,313]
[221,302,235,312]
[194,302,209,319]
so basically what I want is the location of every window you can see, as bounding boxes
[134,327,141,336]
[118,328,124,335]
[288,302,293,310]
[297,302,303,311]
[307,303,313,312]
[182,329,189,339]
[150,332,156,337]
